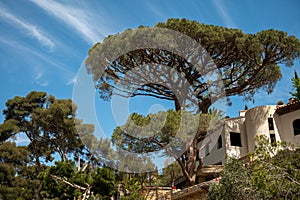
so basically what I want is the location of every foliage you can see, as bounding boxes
[207,136,300,200]
[41,161,81,199]
[276,100,284,105]
[0,91,84,164]
[290,70,300,101]
[0,91,161,199]
[111,109,218,186]
[0,91,161,200]
[120,177,144,200]
[112,110,198,154]
[249,136,300,199]
[41,161,116,199]
[91,167,117,199]
[86,18,300,113]
[0,142,38,200]
[86,18,300,186]
[207,157,258,200]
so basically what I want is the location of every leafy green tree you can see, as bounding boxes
[207,157,258,200]
[0,142,38,200]
[41,160,91,199]
[290,70,300,101]
[0,91,82,164]
[0,91,97,163]
[91,167,116,199]
[86,18,300,113]
[86,18,300,187]
[118,177,143,200]
[249,136,300,199]
[41,160,117,199]
[111,110,216,186]
[0,91,97,199]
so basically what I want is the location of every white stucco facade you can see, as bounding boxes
[274,104,300,146]
[202,101,300,166]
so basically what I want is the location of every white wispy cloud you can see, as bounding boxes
[40,82,49,87]
[212,0,236,28]
[0,36,76,87]
[32,72,49,87]
[30,0,108,44]
[0,36,72,74]
[33,72,42,81]
[67,75,77,85]
[0,6,55,49]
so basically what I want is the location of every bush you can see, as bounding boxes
[207,136,300,200]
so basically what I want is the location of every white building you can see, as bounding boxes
[202,100,300,166]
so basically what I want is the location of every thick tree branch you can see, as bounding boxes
[50,175,87,191]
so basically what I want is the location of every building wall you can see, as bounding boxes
[274,109,300,146]
[201,105,300,167]
[173,103,300,197]
[224,117,248,159]
[244,105,280,152]
[202,127,226,165]
[202,117,248,165]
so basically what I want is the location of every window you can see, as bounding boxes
[293,119,300,136]
[268,118,274,130]
[230,132,242,147]
[269,118,276,143]
[270,134,276,144]
[217,135,222,149]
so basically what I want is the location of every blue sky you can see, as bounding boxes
[0,0,300,144]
